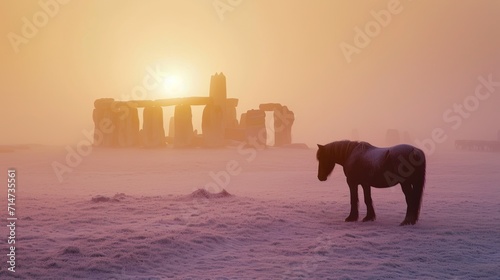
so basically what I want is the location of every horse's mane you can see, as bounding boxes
[324,140,363,164]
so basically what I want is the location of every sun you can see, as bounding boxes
[162,75,186,98]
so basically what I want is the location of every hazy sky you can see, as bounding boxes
[1,0,499,146]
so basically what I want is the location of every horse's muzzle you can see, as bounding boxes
[318,177,327,182]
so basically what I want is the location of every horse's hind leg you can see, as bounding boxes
[362,185,376,222]
[400,183,416,225]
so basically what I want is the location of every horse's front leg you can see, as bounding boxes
[345,182,359,222]
[362,185,376,222]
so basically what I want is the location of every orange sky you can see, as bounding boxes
[1,0,499,146]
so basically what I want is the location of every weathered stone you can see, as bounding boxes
[116,104,140,147]
[202,104,224,147]
[239,113,247,128]
[259,103,282,111]
[209,73,227,133]
[210,73,227,103]
[245,109,266,148]
[174,105,194,148]
[94,98,114,109]
[274,106,294,146]
[91,74,303,151]
[92,99,119,147]
[129,100,155,108]
[143,106,165,148]
[227,98,238,107]
[155,97,213,107]
[226,102,239,129]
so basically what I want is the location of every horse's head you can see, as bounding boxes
[317,144,335,181]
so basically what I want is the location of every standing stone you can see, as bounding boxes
[143,106,165,148]
[93,98,118,147]
[174,104,194,148]
[114,102,140,147]
[245,109,266,148]
[259,103,282,111]
[258,103,295,147]
[209,73,228,141]
[222,112,246,142]
[226,98,239,129]
[202,104,224,147]
[239,113,247,129]
[128,107,140,145]
[210,73,227,109]
[274,106,294,146]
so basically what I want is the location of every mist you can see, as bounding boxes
[2,2,500,278]
[1,0,499,147]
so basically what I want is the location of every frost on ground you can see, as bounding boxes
[0,147,499,279]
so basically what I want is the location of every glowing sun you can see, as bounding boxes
[162,75,185,98]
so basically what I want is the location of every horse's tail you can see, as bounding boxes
[413,150,426,222]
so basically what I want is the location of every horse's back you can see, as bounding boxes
[346,142,425,187]
[360,143,423,157]
[356,143,389,163]
[375,143,425,166]
[388,143,423,154]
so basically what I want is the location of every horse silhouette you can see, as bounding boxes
[316,140,426,225]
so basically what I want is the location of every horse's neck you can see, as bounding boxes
[329,141,358,165]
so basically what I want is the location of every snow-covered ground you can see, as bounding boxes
[0,145,499,279]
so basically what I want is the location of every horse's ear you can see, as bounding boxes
[317,144,324,149]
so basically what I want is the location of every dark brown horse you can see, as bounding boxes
[316,140,426,225]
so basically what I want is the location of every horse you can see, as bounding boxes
[316,140,426,225]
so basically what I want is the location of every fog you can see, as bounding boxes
[1,0,499,147]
